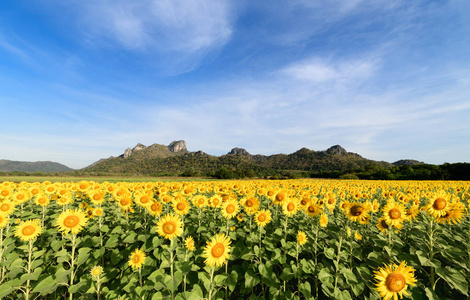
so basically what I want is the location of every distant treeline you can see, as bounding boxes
[1,162,469,181]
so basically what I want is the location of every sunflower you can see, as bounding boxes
[354,231,362,241]
[377,217,391,234]
[15,219,42,241]
[202,233,232,268]
[305,201,322,217]
[55,209,88,235]
[374,261,417,300]
[423,190,451,218]
[116,194,133,211]
[34,193,50,207]
[405,205,420,221]
[236,213,244,222]
[135,191,154,208]
[128,248,146,269]
[382,200,406,227]
[240,196,260,215]
[89,191,106,206]
[297,230,307,246]
[319,213,328,227]
[12,190,31,204]
[209,195,223,208]
[172,198,191,216]
[221,199,240,219]
[273,190,288,206]
[435,202,464,225]
[0,214,10,228]
[185,236,195,251]
[192,195,208,209]
[282,198,300,217]
[94,207,104,217]
[345,202,370,224]
[146,201,163,217]
[56,194,74,206]
[0,201,15,215]
[156,213,184,240]
[325,196,337,211]
[90,266,104,279]
[254,209,272,227]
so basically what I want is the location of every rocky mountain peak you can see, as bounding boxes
[228,147,251,156]
[167,140,187,153]
[326,145,347,155]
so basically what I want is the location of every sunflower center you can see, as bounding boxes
[132,255,140,263]
[64,215,80,228]
[389,208,401,219]
[17,194,25,200]
[246,199,254,207]
[226,204,235,213]
[1,204,9,211]
[177,203,186,211]
[301,198,308,206]
[140,196,150,204]
[258,214,266,222]
[380,219,389,229]
[211,243,225,258]
[93,194,103,201]
[433,198,446,210]
[151,203,160,211]
[287,203,295,211]
[328,198,335,204]
[276,193,285,202]
[198,198,204,204]
[92,268,102,276]
[38,198,47,204]
[1,190,8,196]
[350,205,363,216]
[267,191,274,197]
[163,221,176,234]
[47,187,55,192]
[385,272,406,292]
[22,225,36,236]
[308,205,317,213]
[120,198,130,206]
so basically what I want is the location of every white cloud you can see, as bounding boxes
[72,0,232,53]
[280,57,376,83]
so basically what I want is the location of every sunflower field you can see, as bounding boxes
[0,179,469,299]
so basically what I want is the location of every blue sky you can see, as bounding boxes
[1,0,469,169]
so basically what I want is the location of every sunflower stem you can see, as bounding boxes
[429,219,435,290]
[170,238,175,300]
[69,234,77,300]
[25,239,33,300]
[208,267,215,300]
[0,228,5,283]
[283,215,288,241]
[333,236,343,291]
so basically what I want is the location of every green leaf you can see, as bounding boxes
[436,267,468,295]
[105,234,120,248]
[214,274,228,286]
[32,275,58,295]
[341,267,358,284]
[324,248,336,260]
[245,268,260,289]
[299,281,312,298]
[55,267,71,284]
[226,270,238,292]
[68,281,86,294]
[0,281,15,298]
[76,247,91,265]
[279,266,293,281]
[189,284,204,298]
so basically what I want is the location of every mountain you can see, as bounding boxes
[0,159,74,172]
[83,140,393,177]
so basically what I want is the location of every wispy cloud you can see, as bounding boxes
[70,0,233,53]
